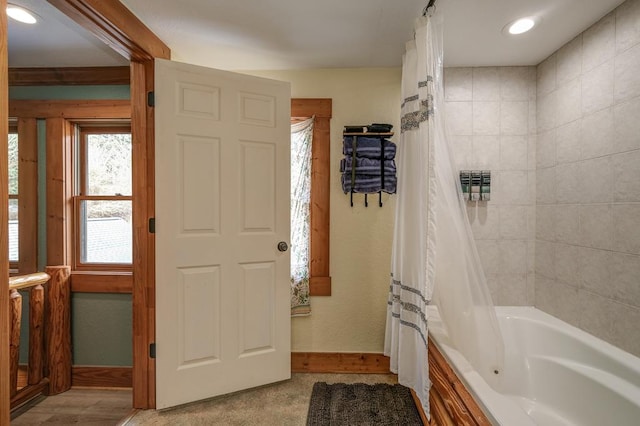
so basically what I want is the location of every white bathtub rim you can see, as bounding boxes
[427,305,640,426]
[495,305,640,387]
[427,306,537,426]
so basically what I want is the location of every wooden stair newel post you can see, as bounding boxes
[44,265,71,395]
[9,289,22,398]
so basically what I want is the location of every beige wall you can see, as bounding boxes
[245,68,401,352]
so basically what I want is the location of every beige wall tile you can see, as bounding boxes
[616,0,640,53]
[579,204,613,250]
[473,67,500,101]
[444,67,473,101]
[583,12,616,72]
[556,77,582,126]
[613,96,640,153]
[497,273,529,305]
[556,120,581,164]
[614,42,640,103]
[499,205,529,240]
[536,129,556,169]
[536,166,557,204]
[556,35,583,85]
[537,54,557,96]
[472,135,500,169]
[500,240,528,274]
[613,150,640,202]
[473,101,501,135]
[611,252,640,307]
[500,135,528,170]
[499,170,529,204]
[578,156,613,203]
[579,247,613,297]
[581,59,614,116]
[445,101,473,135]
[581,108,614,160]
[537,91,557,132]
[536,206,556,242]
[555,162,581,204]
[613,203,640,254]
[500,67,531,101]
[555,205,581,245]
[500,101,529,135]
[537,279,581,325]
[555,243,580,287]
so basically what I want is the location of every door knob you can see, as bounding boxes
[277,242,288,252]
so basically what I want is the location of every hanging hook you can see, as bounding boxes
[422,0,436,16]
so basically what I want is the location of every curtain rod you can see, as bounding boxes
[422,0,436,16]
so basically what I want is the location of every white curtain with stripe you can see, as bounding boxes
[385,10,504,417]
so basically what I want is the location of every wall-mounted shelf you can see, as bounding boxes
[341,130,397,207]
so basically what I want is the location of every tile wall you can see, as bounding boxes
[444,66,537,306]
[534,0,640,356]
[444,0,640,357]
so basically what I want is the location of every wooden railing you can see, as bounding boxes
[8,265,71,410]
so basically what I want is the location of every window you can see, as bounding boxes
[291,99,332,296]
[8,124,18,270]
[73,125,132,270]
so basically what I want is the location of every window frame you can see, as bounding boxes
[72,124,133,272]
[291,99,332,296]
[7,118,38,276]
[8,122,18,271]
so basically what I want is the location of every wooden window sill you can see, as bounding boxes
[70,271,133,294]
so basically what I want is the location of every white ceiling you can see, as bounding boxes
[7,0,627,69]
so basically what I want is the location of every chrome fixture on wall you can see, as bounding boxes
[460,170,491,202]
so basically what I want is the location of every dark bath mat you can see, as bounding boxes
[306,382,423,426]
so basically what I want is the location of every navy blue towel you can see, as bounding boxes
[340,157,396,175]
[341,174,397,194]
[343,137,396,160]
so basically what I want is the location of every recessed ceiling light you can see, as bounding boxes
[507,18,536,35]
[7,4,38,24]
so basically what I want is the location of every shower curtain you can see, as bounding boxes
[384,11,504,415]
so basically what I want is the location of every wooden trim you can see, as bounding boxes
[10,378,49,410]
[291,99,332,297]
[47,0,170,61]
[309,276,331,297]
[9,99,130,119]
[291,98,332,118]
[9,66,130,86]
[71,272,133,293]
[428,338,491,426]
[17,118,38,274]
[130,60,155,409]
[46,118,74,266]
[291,352,390,374]
[1,2,10,421]
[411,389,430,426]
[72,366,132,388]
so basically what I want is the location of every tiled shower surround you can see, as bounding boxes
[445,0,640,357]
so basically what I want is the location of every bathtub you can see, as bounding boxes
[427,306,640,426]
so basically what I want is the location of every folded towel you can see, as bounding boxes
[341,173,397,194]
[340,157,396,175]
[343,137,396,160]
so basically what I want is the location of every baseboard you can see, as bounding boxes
[291,352,391,374]
[72,366,132,388]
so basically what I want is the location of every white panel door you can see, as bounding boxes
[155,58,291,409]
